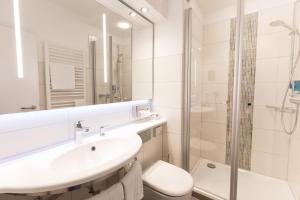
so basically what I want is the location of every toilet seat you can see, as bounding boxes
[142,160,194,197]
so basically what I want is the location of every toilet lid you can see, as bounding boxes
[142,160,194,197]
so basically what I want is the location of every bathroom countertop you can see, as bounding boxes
[0,118,167,194]
[114,117,167,134]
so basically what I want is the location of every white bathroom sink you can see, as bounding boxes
[51,138,134,174]
[0,130,142,194]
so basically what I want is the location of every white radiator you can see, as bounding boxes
[45,43,86,109]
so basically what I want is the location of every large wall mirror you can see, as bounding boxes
[0,0,154,114]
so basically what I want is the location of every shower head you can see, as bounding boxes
[270,20,298,34]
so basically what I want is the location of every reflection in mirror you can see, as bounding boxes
[88,12,132,104]
[0,0,153,114]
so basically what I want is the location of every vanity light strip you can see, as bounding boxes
[13,0,24,79]
[102,13,108,83]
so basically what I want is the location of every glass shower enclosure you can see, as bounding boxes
[182,0,300,200]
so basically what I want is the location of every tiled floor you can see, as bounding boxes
[191,159,295,200]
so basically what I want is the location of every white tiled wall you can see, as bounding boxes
[132,26,153,100]
[154,58,183,167]
[252,2,294,180]
[153,0,185,167]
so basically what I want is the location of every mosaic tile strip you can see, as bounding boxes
[226,13,258,170]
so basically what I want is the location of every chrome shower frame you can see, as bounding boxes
[229,0,244,199]
[182,8,192,171]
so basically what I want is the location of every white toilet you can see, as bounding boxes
[142,160,194,200]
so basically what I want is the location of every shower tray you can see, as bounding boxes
[191,159,295,200]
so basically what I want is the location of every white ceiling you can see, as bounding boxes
[49,0,150,38]
[195,0,237,13]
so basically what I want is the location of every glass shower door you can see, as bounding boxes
[183,0,243,199]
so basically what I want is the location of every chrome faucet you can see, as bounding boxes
[99,126,106,136]
[74,121,90,144]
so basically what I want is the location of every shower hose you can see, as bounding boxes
[281,40,300,135]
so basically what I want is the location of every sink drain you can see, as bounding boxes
[207,163,216,169]
[91,146,96,151]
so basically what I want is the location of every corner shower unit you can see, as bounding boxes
[182,0,300,200]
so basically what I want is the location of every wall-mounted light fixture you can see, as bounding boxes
[13,0,24,79]
[102,13,108,83]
